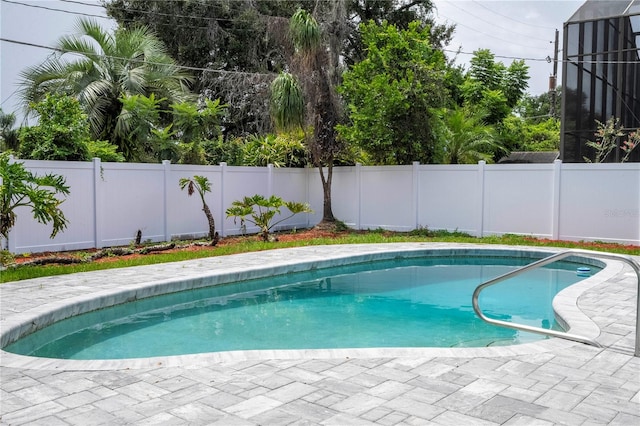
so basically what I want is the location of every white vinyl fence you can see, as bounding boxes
[5,158,639,253]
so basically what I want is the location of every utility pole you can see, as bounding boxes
[550,29,559,118]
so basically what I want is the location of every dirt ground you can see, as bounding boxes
[12,227,347,266]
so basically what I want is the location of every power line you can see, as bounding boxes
[438,12,551,52]
[4,36,636,70]
[1,0,109,19]
[447,0,553,43]
[470,0,557,31]
[442,48,548,62]
[2,0,278,32]
[0,37,275,76]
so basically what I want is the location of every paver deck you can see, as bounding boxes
[1,243,638,425]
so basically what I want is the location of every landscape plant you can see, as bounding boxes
[225,194,313,242]
[179,175,218,244]
[0,152,70,250]
[18,18,193,161]
[18,94,92,161]
[584,117,638,163]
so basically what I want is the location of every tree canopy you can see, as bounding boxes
[103,0,454,138]
[18,18,193,161]
[338,20,448,165]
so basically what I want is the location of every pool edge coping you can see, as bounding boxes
[0,243,623,371]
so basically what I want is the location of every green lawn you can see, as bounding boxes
[1,230,638,283]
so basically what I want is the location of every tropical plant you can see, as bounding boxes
[270,5,348,223]
[18,94,91,161]
[438,108,503,164]
[0,109,20,153]
[0,153,70,250]
[241,133,307,168]
[116,93,165,162]
[226,194,313,242]
[179,175,218,244]
[18,18,193,161]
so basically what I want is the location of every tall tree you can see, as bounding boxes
[461,49,529,124]
[18,18,193,161]
[103,0,453,138]
[271,5,347,223]
[338,20,448,165]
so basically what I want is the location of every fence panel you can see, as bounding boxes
[221,166,271,235]
[559,163,639,244]
[360,165,415,231]
[324,166,357,227]
[166,163,222,241]
[97,162,166,247]
[272,167,312,231]
[417,164,479,235]
[483,164,556,238]
[8,159,640,254]
[11,160,95,253]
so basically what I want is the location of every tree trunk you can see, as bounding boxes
[202,202,217,243]
[318,163,335,223]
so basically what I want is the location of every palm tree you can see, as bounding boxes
[270,5,347,224]
[0,109,19,152]
[18,18,193,161]
[440,108,504,164]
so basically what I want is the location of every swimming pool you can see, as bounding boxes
[2,247,605,362]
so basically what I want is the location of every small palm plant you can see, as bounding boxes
[226,194,313,242]
[179,175,218,245]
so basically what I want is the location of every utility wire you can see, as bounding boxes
[438,12,551,51]
[470,0,557,31]
[442,48,548,62]
[447,0,553,43]
[5,36,636,68]
[1,0,109,19]
[0,37,275,76]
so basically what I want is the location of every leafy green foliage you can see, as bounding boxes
[202,137,245,166]
[0,153,70,249]
[499,116,560,153]
[241,133,307,167]
[117,93,165,161]
[86,141,126,162]
[18,94,91,161]
[226,194,313,241]
[290,8,321,52]
[437,108,502,164]
[338,21,447,165]
[461,49,529,124]
[270,72,305,131]
[18,18,193,161]
[172,98,227,143]
[0,109,19,153]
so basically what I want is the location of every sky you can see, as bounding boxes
[1,0,585,125]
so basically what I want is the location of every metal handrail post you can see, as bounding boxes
[472,249,640,356]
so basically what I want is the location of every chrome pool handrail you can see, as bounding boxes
[472,249,640,357]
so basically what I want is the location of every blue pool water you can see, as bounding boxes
[5,256,595,359]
